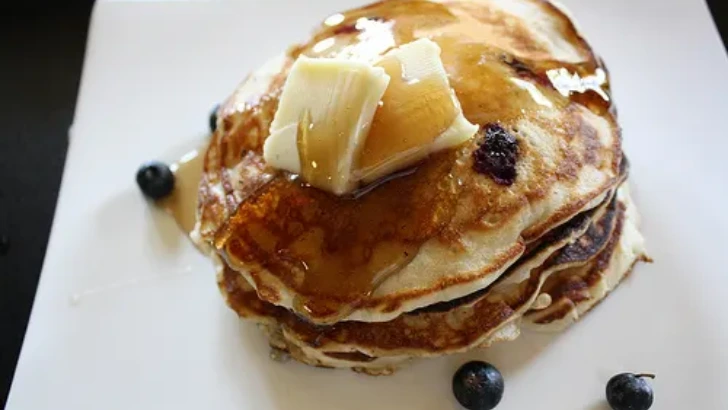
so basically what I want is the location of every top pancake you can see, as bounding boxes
[194,0,623,324]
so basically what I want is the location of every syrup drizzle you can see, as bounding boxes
[158,147,205,236]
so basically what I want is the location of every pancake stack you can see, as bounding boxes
[192,0,648,375]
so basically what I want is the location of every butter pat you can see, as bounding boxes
[264,57,390,195]
[264,38,478,195]
[356,39,478,183]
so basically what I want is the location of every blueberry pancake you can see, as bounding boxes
[189,0,647,374]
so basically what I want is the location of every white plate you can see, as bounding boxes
[7,0,728,409]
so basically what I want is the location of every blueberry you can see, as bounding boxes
[472,124,518,186]
[136,162,175,200]
[606,373,654,410]
[209,104,220,133]
[452,361,504,410]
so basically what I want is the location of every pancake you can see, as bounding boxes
[525,184,650,331]
[494,156,628,292]
[194,0,623,325]
[216,182,639,374]
[343,185,645,375]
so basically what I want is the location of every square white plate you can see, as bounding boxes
[7,0,728,409]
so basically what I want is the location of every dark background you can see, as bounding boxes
[1,0,725,407]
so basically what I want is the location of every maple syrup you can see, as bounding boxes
[217,149,458,323]
[158,148,204,235]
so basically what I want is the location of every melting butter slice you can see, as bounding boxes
[357,38,478,183]
[263,38,477,195]
[264,57,390,195]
